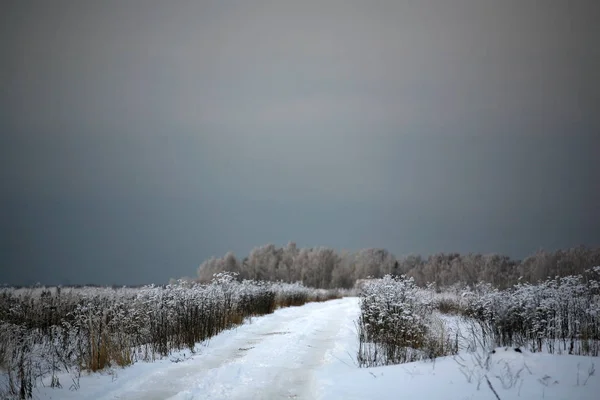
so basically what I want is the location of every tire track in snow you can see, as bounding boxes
[185,298,355,400]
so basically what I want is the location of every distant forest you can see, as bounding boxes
[194,244,600,290]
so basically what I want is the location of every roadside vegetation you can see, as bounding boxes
[461,267,600,356]
[4,244,599,398]
[357,275,458,367]
[356,267,600,368]
[0,273,343,399]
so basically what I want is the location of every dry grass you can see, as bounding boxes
[0,280,348,398]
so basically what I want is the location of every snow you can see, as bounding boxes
[321,346,599,400]
[28,297,599,400]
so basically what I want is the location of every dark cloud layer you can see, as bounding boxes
[1,1,599,285]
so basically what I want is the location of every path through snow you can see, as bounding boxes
[86,297,358,400]
[32,296,600,400]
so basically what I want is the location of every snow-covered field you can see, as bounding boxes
[26,297,599,400]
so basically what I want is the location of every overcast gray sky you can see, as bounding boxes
[1,0,599,285]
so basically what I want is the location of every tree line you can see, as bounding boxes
[195,243,600,289]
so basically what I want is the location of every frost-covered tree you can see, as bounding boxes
[276,242,299,282]
[246,244,281,281]
[197,252,240,282]
[355,248,394,279]
[331,251,356,289]
[194,244,600,289]
[305,247,340,288]
[197,256,222,282]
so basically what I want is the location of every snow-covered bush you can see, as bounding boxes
[463,267,600,356]
[0,275,340,398]
[357,275,457,367]
[426,283,471,315]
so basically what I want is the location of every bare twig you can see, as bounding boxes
[485,375,502,400]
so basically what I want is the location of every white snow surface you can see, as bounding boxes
[30,297,599,400]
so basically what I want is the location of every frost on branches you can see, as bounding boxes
[356,268,600,369]
[357,275,457,367]
[462,267,600,356]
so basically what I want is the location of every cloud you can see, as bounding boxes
[1,0,598,285]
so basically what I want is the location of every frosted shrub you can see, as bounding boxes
[463,268,600,356]
[357,275,457,367]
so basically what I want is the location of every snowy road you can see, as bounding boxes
[32,295,600,400]
[93,297,359,400]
